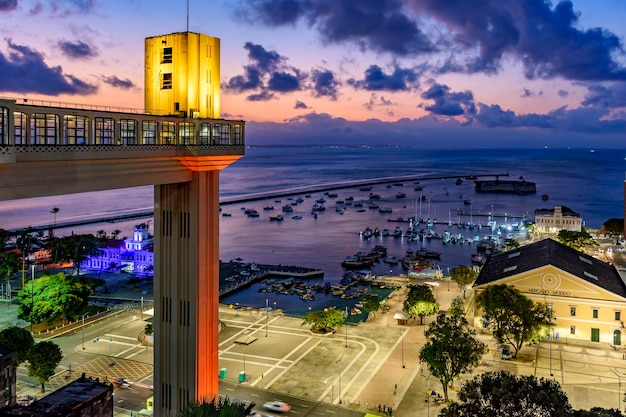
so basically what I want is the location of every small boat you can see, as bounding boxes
[269,215,284,221]
[282,205,294,213]
[541,194,549,201]
[378,207,392,213]
[383,256,398,265]
[222,213,232,217]
[456,178,463,185]
[292,215,303,220]
[395,192,406,198]
[359,186,373,191]
[463,198,472,205]
[369,193,381,199]
[471,253,485,266]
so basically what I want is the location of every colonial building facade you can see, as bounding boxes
[534,205,583,233]
[471,239,626,346]
[81,223,154,275]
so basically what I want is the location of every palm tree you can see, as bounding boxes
[0,252,20,299]
[49,207,59,238]
[111,229,122,240]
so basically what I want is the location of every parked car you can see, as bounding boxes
[501,347,512,360]
[263,401,291,412]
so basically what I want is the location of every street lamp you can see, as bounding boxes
[81,313,89,350]
[344,307,349,348]
[336,354,344,404]
[401,329,405,368]
[265,298,269,337]
[612,370,622,412]
[30,264,35,333]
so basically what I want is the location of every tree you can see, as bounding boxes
[17,272,91,323]
[178,396,254,417]
[448,296,465,316]
[27,340,63,393]
[0,252,20,284]
[144,323,153,336]
[420,314,486,402]
[439,371,572,417]
[403,284,438,324]
[504,238,520,250]
[557,229,597,252]
[476,284,553,358]
[450,266,477,298]
[0,326,34,364]
[0,228,10,250]
[302,307,346,333]
[47,234,100,276]
[602,218,624,242]
[361,293,381,317]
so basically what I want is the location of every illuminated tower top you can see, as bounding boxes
[145,32,220,119]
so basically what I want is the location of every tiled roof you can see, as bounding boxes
[473,238,626,298]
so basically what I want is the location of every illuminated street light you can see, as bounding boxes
[81,313,89,350]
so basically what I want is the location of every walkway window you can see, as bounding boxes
[95,117,114,144]
[179,122,195,145]
[161,122,175,144]
[162,73,172,90]
[199,123,211,144]
[616,311,621,321]
[232,124,242,145]
[119,119,137,144]
[213,123,230,145]
[64,115,88,144]
[0,107,7,145]
[30,113,59,144]
[593,309,599,319]
[14,112,26,145]
[142,121,157,144]
[570,306,576,316]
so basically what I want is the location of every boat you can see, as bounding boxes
[395,192,406,198]
[463,198,472,205]
[542,194,549,201]
[311,203,326,212]
[222,213,232,217]
[369,193,381,199]
[296,197,304,203]
[269,215,284,221]
[292,215,303,220]
[282,204,294,212]
[392,227,403,237]
[245,208,260,217]
[378,207,392,213]
[263,204,275,211]
[359,186,373,191]
[456,178,463,185]
[414,248,441,259]
[383,256,398,265]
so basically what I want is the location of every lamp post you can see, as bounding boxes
[401,329,405,368]
[324,377,334,403]
[81,313,89,350]
[265,298,269,337]
[336,354,344,404]
[30,264,35,333]
[344,307,349,348]
[273,301,276,313]
[612,370,622,412]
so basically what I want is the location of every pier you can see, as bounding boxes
[219,264,324,297]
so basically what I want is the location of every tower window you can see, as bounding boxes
[162,47,173,63]
[162,73,172,90]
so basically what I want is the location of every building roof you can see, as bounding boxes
[473,238,626,298]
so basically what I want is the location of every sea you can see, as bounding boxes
[1,146,625,316]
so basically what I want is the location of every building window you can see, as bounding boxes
[162,73,172,90]
[31,113,59,144]
[142,121,157,144]
[616,311,621,321]
[570,325,576,335]
[593,309,599,319]
[591,328,600,343]
[162,47,173,63]
[570,306,576,316]
[95,117,114,144]
[64,115,88,144]
[119,119,137,144]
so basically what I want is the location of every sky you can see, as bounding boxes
[1,0,626,148]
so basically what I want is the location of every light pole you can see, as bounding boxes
[336,354,344,404]
[344,307,349,348]
[612,370,622,412]
[324,377,334,403]
[401,329,405,368]
[30,264,35,333]
[273,301,276,313]
[265,298,269,337]
[81,313,89,350]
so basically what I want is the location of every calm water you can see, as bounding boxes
[2,147,624,315]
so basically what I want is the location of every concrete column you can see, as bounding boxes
[154,170,220,416]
